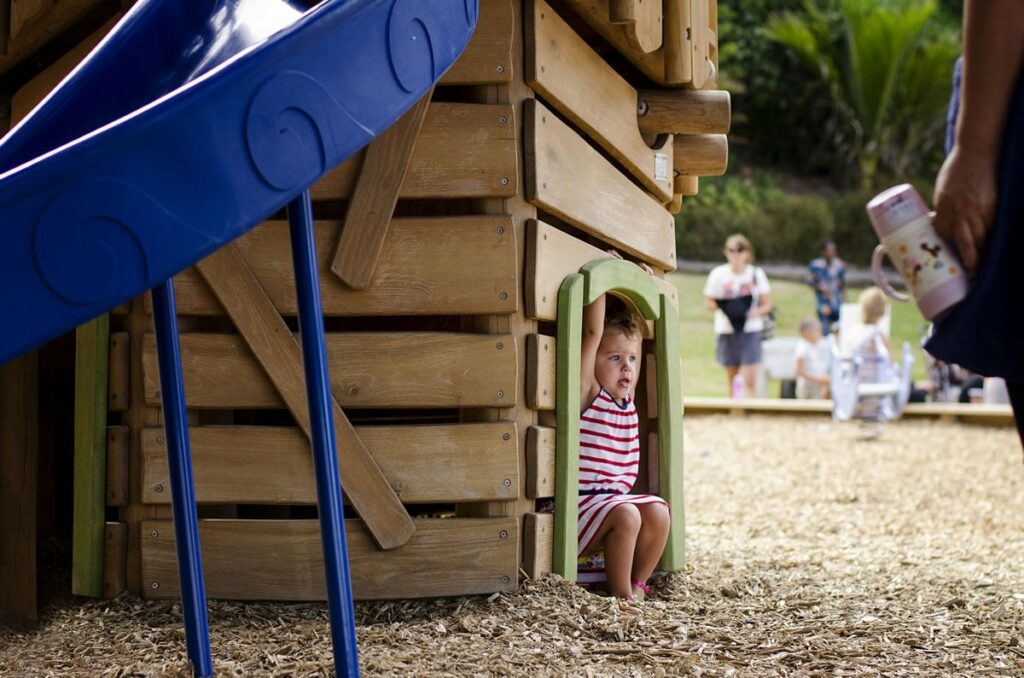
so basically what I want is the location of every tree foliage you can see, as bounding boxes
[762,0,959,188]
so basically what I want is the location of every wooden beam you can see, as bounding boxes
[526,0,673,202]
[561,0,667,84]
[440,0,514,84]
[674,133,728,176]
[610,0,663,53]
[0,351,38,622]
[141,423,520,505]
[525,220,678,322]
[193,244,414,550]
[674,175,699,195]
[638,89,730,135]
[107,330,129,412]
[103,522,127,598]
[142,518,519,600]
[142,330,517,410]
[166,217,518,317]
[526,425,555,499]
[312,103,518,200]
[526,334,556,411]
[662,0,692,85]
[72,314,108,597]
[105,425,129,506]
[331,89,433,289]
[522,512,553,580]
[525,100,676,270]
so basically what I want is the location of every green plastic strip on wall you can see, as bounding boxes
[553,258,685,579]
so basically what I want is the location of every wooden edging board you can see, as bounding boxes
[141,332,517,410]
[164,217,518,317]
[440,0,515,85]
[683,397,1015,425]
[525,100,676,271]
[140,423,520,505]
[142,518,518,601]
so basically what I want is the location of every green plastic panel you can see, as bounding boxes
[552,258,686,579]
[580,258,660,321]
[553,274,584,579]
[72,314,109,597]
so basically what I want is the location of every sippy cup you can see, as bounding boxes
[866,184,968,320]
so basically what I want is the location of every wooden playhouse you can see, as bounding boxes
[0,0,729,613]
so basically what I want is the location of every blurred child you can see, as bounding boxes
[578,285,669,603]
[847,287,893,357]
[794,318,830,399]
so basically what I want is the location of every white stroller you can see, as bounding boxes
[830,303,914,423]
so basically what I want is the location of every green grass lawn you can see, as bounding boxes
[668,272,927,397]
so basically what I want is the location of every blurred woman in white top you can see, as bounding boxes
[703,234,772,398]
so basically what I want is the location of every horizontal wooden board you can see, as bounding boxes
[525,220,678,322]
[141,423,519,505]
[141,518,518,600]
[527,334,556,411]
[142,333,517,409]
[163,217,517,316]
[312,103,518,200]
[527,0,673,201]
[440,0,514,84]
[525,100,676,270]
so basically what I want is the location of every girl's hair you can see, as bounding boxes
[723,233,755,262]
[604,296,641,339]
[798,318,821,335]
[859,287,887,324]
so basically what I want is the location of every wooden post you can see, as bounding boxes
[638,89,730,135]
[73,314,110,597]
[0,351,39,622]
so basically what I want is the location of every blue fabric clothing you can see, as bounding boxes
[925,59,1024,381]
[806,257,846,333]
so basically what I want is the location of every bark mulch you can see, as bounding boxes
[2,415,1022,676]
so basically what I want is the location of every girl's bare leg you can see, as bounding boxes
[631,502,671,587]
[585,503,641,599]
[740,363,759,397]
[725,366,739,395]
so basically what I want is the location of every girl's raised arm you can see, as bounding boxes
[580,293,606,405]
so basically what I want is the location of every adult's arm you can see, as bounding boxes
[933,0,1024,272]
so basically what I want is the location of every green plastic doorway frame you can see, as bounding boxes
[553,258,684,579]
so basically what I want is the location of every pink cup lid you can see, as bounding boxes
[866,184,929,238]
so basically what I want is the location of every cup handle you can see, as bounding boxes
[872,244,911,302]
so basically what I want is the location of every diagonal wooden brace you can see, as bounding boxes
[195,244,415,550]
[331,88,433,289]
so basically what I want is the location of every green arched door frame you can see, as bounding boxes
[553,258,684,579]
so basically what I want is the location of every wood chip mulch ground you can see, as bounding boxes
[3,415,1023,676]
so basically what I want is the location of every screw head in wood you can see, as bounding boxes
[503,479,512,487]
[503,433,511,441]
[150,530,159,538]
[154,484,163,493]
[502,576,510,584]
[499,116,508,124]
[154,390,161,399]
[496,390,504,399]
[496,342,504,350]
[500,177,509,185]
[499,291,508,300]
[156,436,164,444]
[496,226,504,235]
[499,530,509,539]
[151,581,160,589]
[637,100,649,116]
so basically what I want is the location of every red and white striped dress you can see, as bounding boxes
[577,389,667,555]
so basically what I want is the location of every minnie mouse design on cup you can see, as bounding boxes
[866,184,969,320]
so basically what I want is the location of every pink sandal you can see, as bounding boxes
[631,579,651,601]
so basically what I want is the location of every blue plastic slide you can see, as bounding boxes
[0,0,477,363]
[0,1,476,675]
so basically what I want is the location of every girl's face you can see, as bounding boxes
[595,329,642,400]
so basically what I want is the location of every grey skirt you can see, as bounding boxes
[716,331,763,367]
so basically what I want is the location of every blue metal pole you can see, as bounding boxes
[287,190,360,677]
[150,280,214,678]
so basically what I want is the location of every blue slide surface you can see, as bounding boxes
[0,0,477,363]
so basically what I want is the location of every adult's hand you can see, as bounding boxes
[933,145,998,273]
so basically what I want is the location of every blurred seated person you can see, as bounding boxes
[794,318,830,399]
